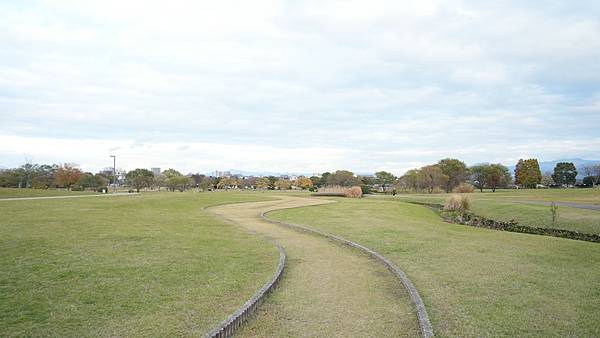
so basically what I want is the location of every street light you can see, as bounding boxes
[110,155,116,193]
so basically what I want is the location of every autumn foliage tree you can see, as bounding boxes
[294,176,313,190]
[55,163,83,190]
[514,159,542,188]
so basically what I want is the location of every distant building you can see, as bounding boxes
[151,167,161,176]
[214,170,232,178]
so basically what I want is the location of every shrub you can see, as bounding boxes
[444,194,471,219]
[360,184,371,194]
[345,186,363,198]
[452,183,475,193]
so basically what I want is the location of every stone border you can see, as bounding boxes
[204,243,286,338]
[261,210,434,338]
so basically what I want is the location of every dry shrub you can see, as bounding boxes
[444,194,471,217]
[453,183,475,193]
[316,185,362,198]
[344,186,363,198]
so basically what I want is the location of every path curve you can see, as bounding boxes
[209,196,421,337]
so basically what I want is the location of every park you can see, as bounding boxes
[1,179,599,337]
[2,1,600,336]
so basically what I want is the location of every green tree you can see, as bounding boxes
[162,168,182,178]
[319,172,331,187]
[552,162,577,186]
[327,170,361,187]
[398,169,420,191]
[374,171,396,192]
[485,164,512,192]
[309,176,320,187]
[438,158,468,193]
[167,175,193,192]
[418,164,447,193]
[126,169,154,192]
[77,172,97,190]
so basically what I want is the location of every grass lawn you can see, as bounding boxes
[0,191,278,337]
[389,189,600,234]
[269,197,600,337]
[0,188,98,199]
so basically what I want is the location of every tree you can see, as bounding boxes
[256,177,270,189]
[55,163,83,190]
[327,170,361,187]
[126,169,154,192]
[199,176,215,190]
[375,171,396,192]
[582,164,600,186]
[514,159,542,188]
[77,172,97,190]
[162,168,182,178]
[541,171,554,187]
[167,175,193,192]
[275,179,292,190]
[294,176,313,190]
[485,164,511,192]
[582,176,595,187]
[418,164,447,193]
[551,162,577,186]
[469,164,487,192]
[217,177,238,189]
[438,158,468,193]
[319,172,331,187]
[267,176,278,190]
[398,169,420,191]
[309,176,320,187]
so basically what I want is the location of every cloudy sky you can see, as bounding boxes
[1,1,599,175]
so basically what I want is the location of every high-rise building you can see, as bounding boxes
[151,167,161,176]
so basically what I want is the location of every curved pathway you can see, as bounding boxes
[210,196,420,337]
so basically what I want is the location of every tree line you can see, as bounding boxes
[2,159,599,192]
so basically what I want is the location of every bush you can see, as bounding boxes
[345,186,363,198]
[452,183,475,193]
[444,194,471,218]
[360,184,371,194]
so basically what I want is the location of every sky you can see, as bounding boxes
[1,0,600,175]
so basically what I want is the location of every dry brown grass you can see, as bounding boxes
[444,193,471,217]
[452,183,475,193]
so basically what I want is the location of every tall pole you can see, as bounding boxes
[110,155,116,193]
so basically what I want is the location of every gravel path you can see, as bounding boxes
[210,196,419,337]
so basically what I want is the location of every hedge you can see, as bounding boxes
[408,201,600,243]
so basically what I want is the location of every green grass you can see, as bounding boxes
[389,189,600,234]
[0,188,98,198]
[0,191,279,337]
[269,198,600,337]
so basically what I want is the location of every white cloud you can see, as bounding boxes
[1,0,599,174]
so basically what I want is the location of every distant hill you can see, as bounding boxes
[509,158,600,179]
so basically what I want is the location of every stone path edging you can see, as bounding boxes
[203,243,286,338]
[260,208,434,338]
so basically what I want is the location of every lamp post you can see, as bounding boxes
[110,155,116,193]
